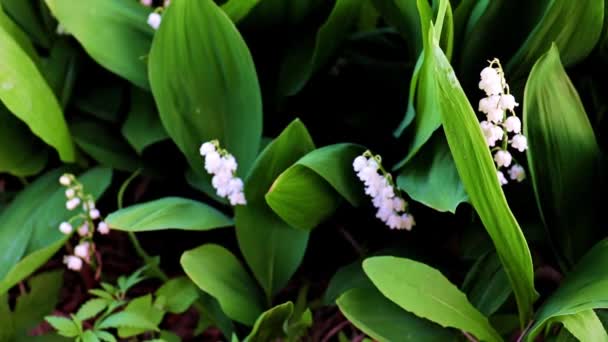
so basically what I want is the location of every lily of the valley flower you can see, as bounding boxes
[200,141,247,206]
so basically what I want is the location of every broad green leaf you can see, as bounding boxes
[118,295,164,338]
[1,0,50,47]
[71,119,141,172]
[98,311,159,331]
[235,119,313,298]
[75,298,108,321]
[149,0,262,177]
[45,0,154,89]
[507,0,604,80]
[526,239,608,340]
[155,276,199,314]
[244,302,293,342]
[45,317,79,338]
[0,3,38,61]
[265,143,365,231]
[363,256,502,342]
[338,287,459,342]
[0,236,67,295]
[0,6,75,162]
[73,74,125,124]
[221,0,262,23]
[11,270,63,338]
[524,45,601,267]
[554,310,608,342]
[0,167,112,290]
[181,244,265,326]
[42,38,81,109]
[462,252,511,316]
[397,132,466,213]
[121,87,168,155]
[0,106,48,176]
[106,197,232,232]
[426,26,537,325]
[278,0,362,96]
[323,260,371,305]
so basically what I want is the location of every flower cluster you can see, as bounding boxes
[353,152,415,230]
[200,140,247,206]
[58,174,109,271]
[477,59,527,185]
[145,0,171,30]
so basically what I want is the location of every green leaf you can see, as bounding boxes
[0,105,48,176]
[121,87,168,155]
[71,118,141,172]
[523,44,601,267]
[0,3,38,61]
[45,317,79,338]
[12,270,64,337]
[155,277,199,314]
[181,244,264,326]
[363,256,502,342]
[0,167,112,292]
[0,294,14,341]
[98,311,159,331]
[426,25,537,325]
[507,0,604,80]
[278,0,362,96]
[235,119,314,298]
[221,0,262,23]
[0,6,75,162]
[396,132,466,213]
[337,287,459,342]
[75,298,108,321]
[323,260,371,305]
[526,239,608,340]
[118,295,164,338]
[45,0,153,89]
[1,0,51,47]
[42,38,81,109]
[94,331,116,342]
[106,197,233,232]
[149,0,262,177]
[462,252,511,316]
[265,143,365,231]
[244,302,293,342]
[554,310,608,342]
[82,330,100,342]
[370,0,429,56]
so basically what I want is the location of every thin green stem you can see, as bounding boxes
[117,169,142,210]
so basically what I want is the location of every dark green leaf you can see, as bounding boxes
[45,0,153,89]
[524,44,601,267]
[41,38,81,109]
[363,256,502,342]
[462,252,511,316]
[1,0,51,47]
[107,197,232,232]
[149,0,262,177]
[244,302,293,342]
[181,244,265,326]
[323,260,371,305]
[121,87,168,154]
[337,287,459,342]
[235,119,313,298]
[397,132,466,213]
[221,0,262,23]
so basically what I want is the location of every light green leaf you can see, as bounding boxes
[397,132,466,213]
[118,295,164,338]
[363,256,502,342]
[278,0,362,96]
[554,310,608,342]
[149,0,262,177]
[221,0,262,23]
[106,197,232,232]
[75,298,108,321]
[426,26,537,325]
[244,302,293,342]
[121,87,168,155]
[0,105,48,176]
[95,331,116,342]
[45,0,153,89]
[337,287,459,342]
[0,6,75,162]
[82,330,100,342]
[507,0,604,80]
[181,244,264,326]
[235,119,313,298]
[45,317,79,338]
[98,311,159,331]
[524,44,601,267]
[526,239,608,340]
[71,119,141,172]
[265,143,365,231]
[155,277,199,314]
